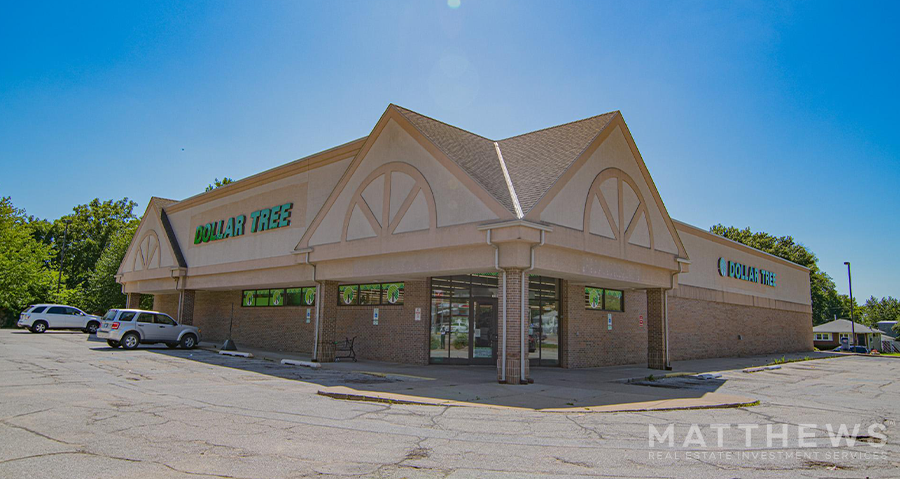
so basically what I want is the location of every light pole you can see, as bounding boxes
[56,219,71,299]
[844,261,855,347]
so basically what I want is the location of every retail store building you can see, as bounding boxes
[117,104,813,383]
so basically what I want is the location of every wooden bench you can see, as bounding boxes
[334,337,357,362]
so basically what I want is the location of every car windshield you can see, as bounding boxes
[103,311,117,321]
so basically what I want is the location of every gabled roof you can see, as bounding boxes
[393,105,620,218]
[813,319,882,334]
[394,106,516,214]
[498,112,618,214]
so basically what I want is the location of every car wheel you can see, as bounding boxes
[107,340,120,348]
[180,334,197,350]
[85,321,100,334]
[166,342,179,349]
[31,321,48,334]
[121,333,140,350]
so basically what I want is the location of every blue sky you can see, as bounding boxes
[1,1,898,300]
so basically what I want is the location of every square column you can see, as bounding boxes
[314,281,339,362]
[178,290,196,325]
[498,269,530,384]
[126,292,143,309]
[647,288,669,370]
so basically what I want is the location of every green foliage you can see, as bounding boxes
[709,224,849,325]
[38,198,139,291]
[205,177,234,192]
[82,222,139,315]
[863,296,900,327]
[0,197,59,326]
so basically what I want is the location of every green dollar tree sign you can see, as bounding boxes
[342,287,356,305]
[304,288,316,306]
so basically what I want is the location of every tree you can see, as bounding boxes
[205,177,234,192]
[0,197,59,326]
[862,296,900,326]
[37,198,139,291]
[82,222,138,314]
[709,225,848,325]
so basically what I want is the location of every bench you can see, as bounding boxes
[334,337,357,362]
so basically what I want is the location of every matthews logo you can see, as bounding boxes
[194,203,293,245]
[718,257,776,287]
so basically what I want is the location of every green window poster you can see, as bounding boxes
[382,283,404,305]
[339,285,358,305]
[586,287,603,309]
[243,290,255,307]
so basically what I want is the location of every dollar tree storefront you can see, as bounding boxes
[117,104,814,384]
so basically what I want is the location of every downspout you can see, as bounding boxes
[523,230,545,383]
[487,230,506,383]
[307,251,321,362]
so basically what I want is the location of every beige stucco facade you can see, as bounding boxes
[118,104,813,383]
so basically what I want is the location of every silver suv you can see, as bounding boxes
[18,304,102,334]
[97,309,201,350]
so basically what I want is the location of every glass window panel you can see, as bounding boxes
[155,314,176,326]
[302,287,316,306]
[285,288,304,306]
[381,282,404,305]
[540,301,560,364]
[358,284,381,305]
[339,285,358,305]
[136,313,154,323]
[119,311,137,322]
[585,287,603,309]
[243,290,256,307]
[431,277,452,298]
[450,275,470,298]
[431,298,451,360]
[470,273,498,298]
[269,289,285,307]
[604,289,623,312]
[450,300,469,360]
[254,289,271,307]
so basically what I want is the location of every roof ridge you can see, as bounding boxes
[499,110,619,142]
[392,104,495,142]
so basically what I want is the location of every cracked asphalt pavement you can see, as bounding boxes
[1,330,898,478]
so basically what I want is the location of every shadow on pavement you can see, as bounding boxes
[117,340,832,410]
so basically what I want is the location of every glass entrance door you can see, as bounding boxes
[470,298,497,364]
[430,296,497,364]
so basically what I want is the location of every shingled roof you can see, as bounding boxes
[393,105,619,217]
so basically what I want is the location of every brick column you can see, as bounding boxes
[314,281,339,362]
[178,290,196,325]
[647,288,669,370]
[126,292,142,309]
[498,269,530,384]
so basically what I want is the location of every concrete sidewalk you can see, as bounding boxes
[199,340,841,411]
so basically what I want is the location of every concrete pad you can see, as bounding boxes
[317,386,757,413]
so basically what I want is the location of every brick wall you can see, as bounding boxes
[333,280,429,364]
[189,290,317,354]
[560,282,648,368]
[153,294,179,319]
[667,295,814,361]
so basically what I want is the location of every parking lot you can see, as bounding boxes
[1,329,898,478]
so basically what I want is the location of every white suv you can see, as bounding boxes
[17,304,103,334]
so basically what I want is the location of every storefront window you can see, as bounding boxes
[430,274,498,363]
[243,287,315,307]
[584,287,625,312]
[529,275,559,366]
[338,282,405,306]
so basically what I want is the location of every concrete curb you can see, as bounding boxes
[282,359,321,369]
[219,351,253,358]
[317,386,758,413]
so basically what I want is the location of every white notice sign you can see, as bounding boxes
[305,308,311,323]
[415,307,422,321]
[373,308,379,325]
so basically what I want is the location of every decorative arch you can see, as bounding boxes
[341,162,437,242]
[132,230,161,271]
[583,168,654,252]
